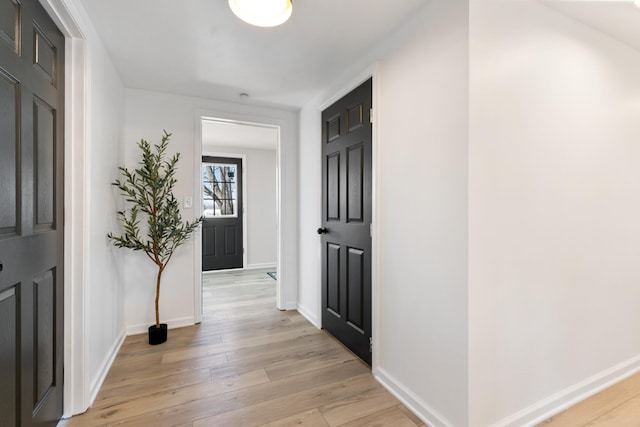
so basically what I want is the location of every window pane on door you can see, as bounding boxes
[202,163,238,218]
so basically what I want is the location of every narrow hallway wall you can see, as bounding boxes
[468,1,640,425]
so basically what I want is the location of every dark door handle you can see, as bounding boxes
[0,260,2,272]
[317,227,328,235]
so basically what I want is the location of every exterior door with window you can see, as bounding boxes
[0,0,65,425]
[202,156,243,271]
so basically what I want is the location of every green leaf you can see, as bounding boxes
[108,130,203,271]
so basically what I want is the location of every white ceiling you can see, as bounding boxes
[81,0,427,108]
[202,119,278,150]
[81,1,640,110]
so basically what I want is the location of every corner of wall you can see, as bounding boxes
[488,356,640,427]
[296,302,320,328]
[374,368,457,427]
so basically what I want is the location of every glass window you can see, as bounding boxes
[202,163,238,218]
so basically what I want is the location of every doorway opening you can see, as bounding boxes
[195,118,280,319]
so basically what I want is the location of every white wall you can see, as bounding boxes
[468,1,640,425]
[297,1,469,425]
[123,88,297,332]
[202,146,277,268]
[86,32,126,399]
[376,1,469,425]
[45,0,126,415]
[297,103,322,325]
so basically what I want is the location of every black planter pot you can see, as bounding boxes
[148,323,168,345]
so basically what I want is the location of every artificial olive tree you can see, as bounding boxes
[108,131,202,329]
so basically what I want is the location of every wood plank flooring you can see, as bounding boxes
[537,371,640,426]
[59,268,425,427]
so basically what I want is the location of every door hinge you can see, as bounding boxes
[369,337,373,353]
[369,108,373,124]
[370,223,373,238]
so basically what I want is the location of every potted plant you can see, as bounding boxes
[108,130,202,345]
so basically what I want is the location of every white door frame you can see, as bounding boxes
[194,109,296,320]
[40,0,89,417]
[200,149,249,270]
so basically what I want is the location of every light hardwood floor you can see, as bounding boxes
[59,268,425,427]
[536,372,640,426]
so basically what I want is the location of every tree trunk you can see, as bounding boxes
[155,265,163,328]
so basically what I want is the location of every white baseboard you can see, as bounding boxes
[88,329,125,406]
[282,301,297,311]
[374,367,454,427]
[296,303,320,328]
[245,263,277,270]
[491,354,640,427]
[125,316,196,336]
[374,355,640,427]
[201,264,277,275]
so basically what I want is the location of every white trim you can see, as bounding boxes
[370,65,380,371]
[88,331,125,407]
[245,262,277,270]
[39,0,89,418]
[125,316,196,336]
[194,108,296,320]
[39,0,85,39]
[193,119,203,323]
[318,66,377,111]
[200,150,249,270]
[202,267,245,275]
[490,355,640,427]
[375,368,454,427]
[199,264,276,276]
[296,303,320,328]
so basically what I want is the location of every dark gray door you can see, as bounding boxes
[202,156,244,271]
[0,0,65,425]
[320,78,372,365]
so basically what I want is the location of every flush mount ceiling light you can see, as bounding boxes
[228,0,292,27]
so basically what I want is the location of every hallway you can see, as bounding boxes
[59,269,424,426]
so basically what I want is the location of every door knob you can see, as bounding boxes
[317,227,328,235]
[0,260,3,271]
